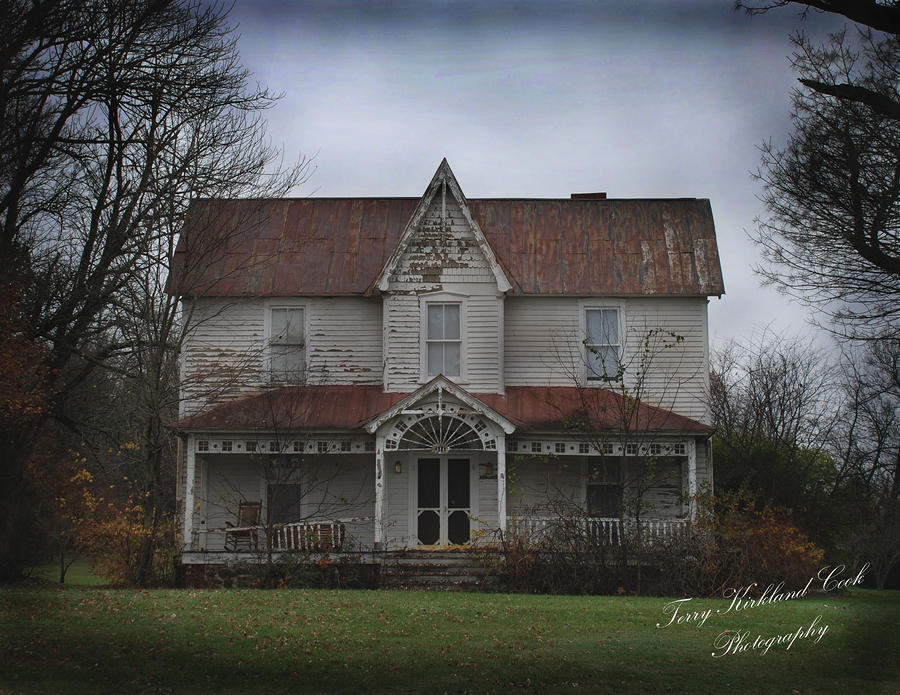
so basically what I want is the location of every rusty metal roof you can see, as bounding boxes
[168,197,724,297]
[170,385,713,435]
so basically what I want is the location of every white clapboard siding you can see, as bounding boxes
[385,463,410,547]
[631,458,683,520]
[463,294,502,392]
[307,297,382,385]
[504,298,582,387]
[383,294,420,391]
[180,298,266,416]
[477,474,499,536]
[623,298,709,423]
[504,296,709,422]
[180,297,384,415]
[506,458,584,515]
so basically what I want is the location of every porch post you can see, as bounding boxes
[497,433,507,532]
[183,434,196,551]
[374,433,385,549]
[686,438,697,521]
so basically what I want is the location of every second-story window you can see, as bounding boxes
[269,307,305,383]
[585,307,620,381]
[426,302,460,377]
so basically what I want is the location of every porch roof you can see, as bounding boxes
[171,385,713,436]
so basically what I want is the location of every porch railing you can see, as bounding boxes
[508,516,691,546]
[271,520,347,552]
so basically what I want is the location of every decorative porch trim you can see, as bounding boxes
[193,435,375,455]
[506,437,690,457]
[364,375,516,436]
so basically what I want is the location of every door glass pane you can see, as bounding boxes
[418,510,440,545]
[447,458,469,509]
[418,458,440,509]
[447,510,469,544]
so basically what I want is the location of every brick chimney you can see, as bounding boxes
[570,192,607,199]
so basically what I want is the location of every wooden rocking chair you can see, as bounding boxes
[224,500,261,551]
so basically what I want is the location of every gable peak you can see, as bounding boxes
[372,159,512,294]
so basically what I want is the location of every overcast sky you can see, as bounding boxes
[225,0,846,349]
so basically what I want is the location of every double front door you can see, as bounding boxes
[416,457,470,546]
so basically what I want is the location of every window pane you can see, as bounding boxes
[586,308,618,345]
[443,304,460,340]
[445,342,460,376]
[272,308,303,344]
[427,342,443,377]
[587,485,619,517]
[272,345,304,380]
[602,309,618,345]
[427,304,443,340]
[588,458,621,483]
[271,308,288,343]
[586,309,603,344]
[599,345,618,378]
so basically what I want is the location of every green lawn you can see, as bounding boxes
[28,558,108,586]
[0,586,897,694]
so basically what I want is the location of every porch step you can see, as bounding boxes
[379,551,497,591]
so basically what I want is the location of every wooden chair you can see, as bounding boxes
[224,500,261,551]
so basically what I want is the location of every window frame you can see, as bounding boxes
[580,302,624,383]
[419,293,468,382]
[265,301,309,385]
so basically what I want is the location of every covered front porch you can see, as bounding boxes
[176,376,711,565]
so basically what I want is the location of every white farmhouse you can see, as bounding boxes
[168,159,724,578]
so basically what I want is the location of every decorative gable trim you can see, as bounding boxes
[363,375,516,435]
[371,158,512,294]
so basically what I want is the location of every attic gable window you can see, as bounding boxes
[584,307,621,381]
[269,307,305,384]
[426,302,461,377]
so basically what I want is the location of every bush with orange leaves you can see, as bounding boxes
[52,465,175,586]
[666,490,826,597]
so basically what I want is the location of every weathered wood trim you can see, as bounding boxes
[184,434,196,551]
[372,159,511,294]
[687,438,697,520]
[375,433,385,548]
[497,434,507,532]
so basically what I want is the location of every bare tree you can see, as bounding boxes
[0,0,307,580]
[751,29,900,338]
[832,337,900,587]
[709,333,838,508]
[736,1,900,38]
